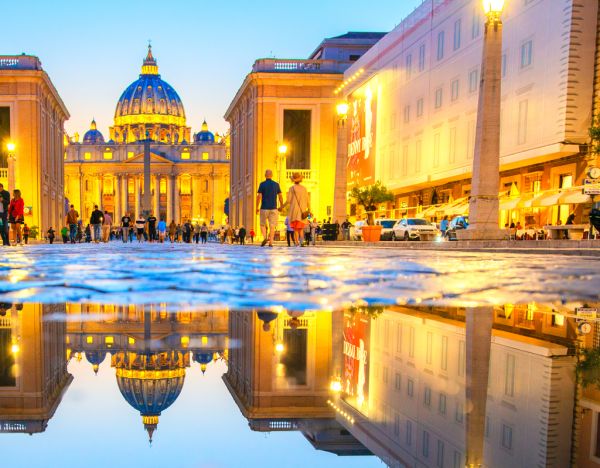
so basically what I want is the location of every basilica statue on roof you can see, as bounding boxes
[64,46,230,224]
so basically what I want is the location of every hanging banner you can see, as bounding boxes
[347,85,377,189]
[342,311,371,415]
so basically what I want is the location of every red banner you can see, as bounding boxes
[347,86,377,189]
[343,311,370,413]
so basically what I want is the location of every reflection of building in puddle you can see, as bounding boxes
[224,309,371,457]
[332,305,580,467]
[65,303,228,441]
[0,303,72,434]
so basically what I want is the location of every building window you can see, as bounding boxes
[396,323,402,353]
[284,109,311,169]
[406,421,413,446]
[426,331,433,363]
[449,128,457,165]
[395,373,401,391]
[517,100,528,145]
[127,151,134,159]
[453,451,462,468]
[469,69,479,93]
[419,44,426,71]
[439,394,447,415]
[504,354,515,397]
[84,152,92,160]
[435,88,443,109]
[407,378,414,397]
[394,414,400,436]
[349,54,360,61]
[383,366,389,384]
[451,79,459,101]
[455,402,464,423]
[181,152,191,160]
[402,145,409,176]
[437,440,445,467]
[423,431,430,458]
[103,151,113,160]
[202,152,209,160]
[472,11,481,39]
[160,178,167,194]
[454,19,461,50]
[501,424,513,450]
[437,31,445,60]
[416,98,424,117]
[458,340,465,376]
[406,54,413,80]
[424,387,432,407]
[441,336,448,370]
[403,105,411,123]
[520,40,533,68]
[415,140,422,173]
[409,326,415,357]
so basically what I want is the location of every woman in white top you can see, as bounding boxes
[281,172,310,246]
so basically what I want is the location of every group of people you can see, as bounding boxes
[0,183,26,246]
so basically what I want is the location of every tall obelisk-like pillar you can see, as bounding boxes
[142,139,152,218]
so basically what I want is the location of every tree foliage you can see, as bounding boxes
[590,115,600,156]
[349,181,394,225]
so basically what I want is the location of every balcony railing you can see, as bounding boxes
[0,55,42,71]
[0,167,7,182]
[252,59,345,74]
[285,169,318,183]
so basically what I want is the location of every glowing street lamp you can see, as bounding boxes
[277,143,288,156]
[458,0,506,240]
[276,142,288,183]
[336,102,349,119]
[6,141,16,193]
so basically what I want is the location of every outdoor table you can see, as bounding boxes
[543,224,588,240]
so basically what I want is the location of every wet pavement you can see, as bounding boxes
[0,243,598,308]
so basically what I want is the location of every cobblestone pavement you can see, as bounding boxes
[0,243,598,309]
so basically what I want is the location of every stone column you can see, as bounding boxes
[154,175,161,217]
[458,13,504,240]
[174,176,180,224]
[121,175,128,217]
[333,113,348,226]
[166,175,174,223]
[465,307,493,467]
[114,174,121,220]
[191,175,199,221]
[135,175,141,219]
[96,175,103,210]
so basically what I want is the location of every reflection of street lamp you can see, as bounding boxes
[329,376,342,393]
[6,142,16,192]
[458,0,505,241]
[333,102,349,229]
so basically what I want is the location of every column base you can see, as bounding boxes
[456,226,506,241]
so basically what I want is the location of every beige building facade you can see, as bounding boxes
[341,0,599,228]
[0,55,70,232]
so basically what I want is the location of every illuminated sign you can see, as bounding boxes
[343,311,370,414]
[347,85,377,189]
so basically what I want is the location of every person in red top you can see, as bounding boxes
[8,189,24,245]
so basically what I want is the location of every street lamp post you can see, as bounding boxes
[333,102,349,227]
[6,142,16,193]
[458,0,506,241]
[276,143,288,184]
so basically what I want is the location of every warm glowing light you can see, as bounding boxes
[201,335,208,345]
[278,144,288,155]
[104,336,114,344]
[11,344,19,354]
[329,378,342,393]
[275,342,285,354]
[6,142,16,152]
[181,336,190,346]
[482,0,505,15]
[86,336,94,344]
[336,102,349,117]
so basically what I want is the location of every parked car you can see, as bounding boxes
[392,218,438,241]
[375,218,398,241]
[445,215,469,240]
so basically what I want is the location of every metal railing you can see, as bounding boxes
[0,55,42,70]
[285,169,318,183]
[0,168,7,181]
[252,59,345,74]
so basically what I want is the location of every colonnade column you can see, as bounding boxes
[135,175,141,220]
[191,175,198,221]
[114,174,122,221]
[97,175,103,210]
[153,175,161,217]
[173,175,180,224]
[121,176,128,217]
[166,175,173,223]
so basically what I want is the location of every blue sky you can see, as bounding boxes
[1,0,422,137]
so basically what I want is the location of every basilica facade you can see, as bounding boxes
[64,47,229,224]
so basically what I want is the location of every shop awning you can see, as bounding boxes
[499,197,520,210]
[446,199,469,216]
[558,189,591,205]
[531,191,561,207]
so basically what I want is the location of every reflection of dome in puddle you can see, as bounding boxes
[193,352,216,374]
[84,351,107,375]
[113,351,189,442]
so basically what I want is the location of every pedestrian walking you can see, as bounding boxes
[102,211,112,243]
[281,172,310,247]
[66,204,79,244]
[158,219,167,243]
[47,227,55,244]
[61,226,69,243]
[0,183,10,246]
[285,216,294,247]
[89,205,103,243]
[135,215,146,242]
[341,217,352,241]
[249,228,255,244]
[168,221,177,243]
[121,213,132,243]
[239,226,246,245]
[193,222,201,243]
[147,213,157,242]
[256,169,283,247]
[200,222,208,244]
[23,224,30,244]
[440,215,449,239]
[8,189,25,246]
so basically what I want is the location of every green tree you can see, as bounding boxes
[590,115,600,157]
[349,181,394,225]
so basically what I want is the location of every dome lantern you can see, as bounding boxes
[141,45,159,76]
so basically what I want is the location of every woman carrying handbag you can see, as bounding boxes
[280,172,310,246]
[8,189,24,246]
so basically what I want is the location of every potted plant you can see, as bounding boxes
[349,182,394,242]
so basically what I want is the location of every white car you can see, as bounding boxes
[392,218,439,241]
[351,220,366,240]
[375,218,398,241]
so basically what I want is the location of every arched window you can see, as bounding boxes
[122,99,129,115]
[133,99,140,113]
[180,175,191,195]
[160,99,166,113]
[146,98,154,113]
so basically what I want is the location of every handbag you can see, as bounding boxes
[291,186,310,220]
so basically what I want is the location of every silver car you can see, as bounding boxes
[392,218,439,241]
